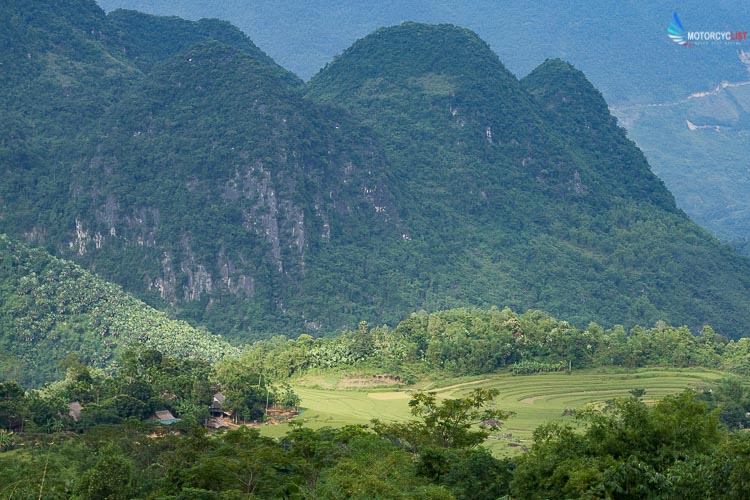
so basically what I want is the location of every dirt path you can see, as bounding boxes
[425,379,490,393]
[519,395,545,404]
[367,379,491,401]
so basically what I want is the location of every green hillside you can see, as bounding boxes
[2,3,750,341]
[0,234,235,387]
[306,24,750,337]
[1,1,405,338]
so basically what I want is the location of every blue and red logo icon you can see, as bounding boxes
[668,12,693,46]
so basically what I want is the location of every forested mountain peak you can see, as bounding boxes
[306,22,549,200]
[1,0,108,44]
[106,8,302,86]
[123,39,297,112]
[522,59,606,114]
[521,58,678,210]
[65,31,400,335]
[306,22,537,134]
[306,23,670,211]
[309,22,517,88]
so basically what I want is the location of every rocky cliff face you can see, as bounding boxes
[64,41,399,335]
[0,3,399,337]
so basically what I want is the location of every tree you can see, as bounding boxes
[75,445,136,500]
[512,391,723,499]
[181,427,290,497]
[315,433,449,499]
[274,382,301,410]
[372,388,513,452]
[0,381,27,431]
[629,388,646,399]
[216,369,269,422]
[26,394,67,431]
[417,446,514,500]
[0,429,16,451]
[281,424,351,492]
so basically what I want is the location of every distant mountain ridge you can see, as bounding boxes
[614,80,750,249]
[2,2,750,343]
[96,0,750,104]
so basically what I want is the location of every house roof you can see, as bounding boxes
[155,410,175,420]
[207,418,229,429]
[213,392,226,404]
[154,410,181,425]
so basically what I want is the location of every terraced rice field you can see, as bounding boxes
[259,368,726,453]
[451,368,723,453]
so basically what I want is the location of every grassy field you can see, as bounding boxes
[260,368,726,454]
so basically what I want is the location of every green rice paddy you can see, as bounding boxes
[260,368,726,454]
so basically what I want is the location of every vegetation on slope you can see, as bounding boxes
[0,234,235,387]
[306,24,750,336]
[3,3,750,341]
[2,1,403,338]
[95,0,750,250]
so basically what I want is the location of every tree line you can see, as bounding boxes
[230,307,749,381]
